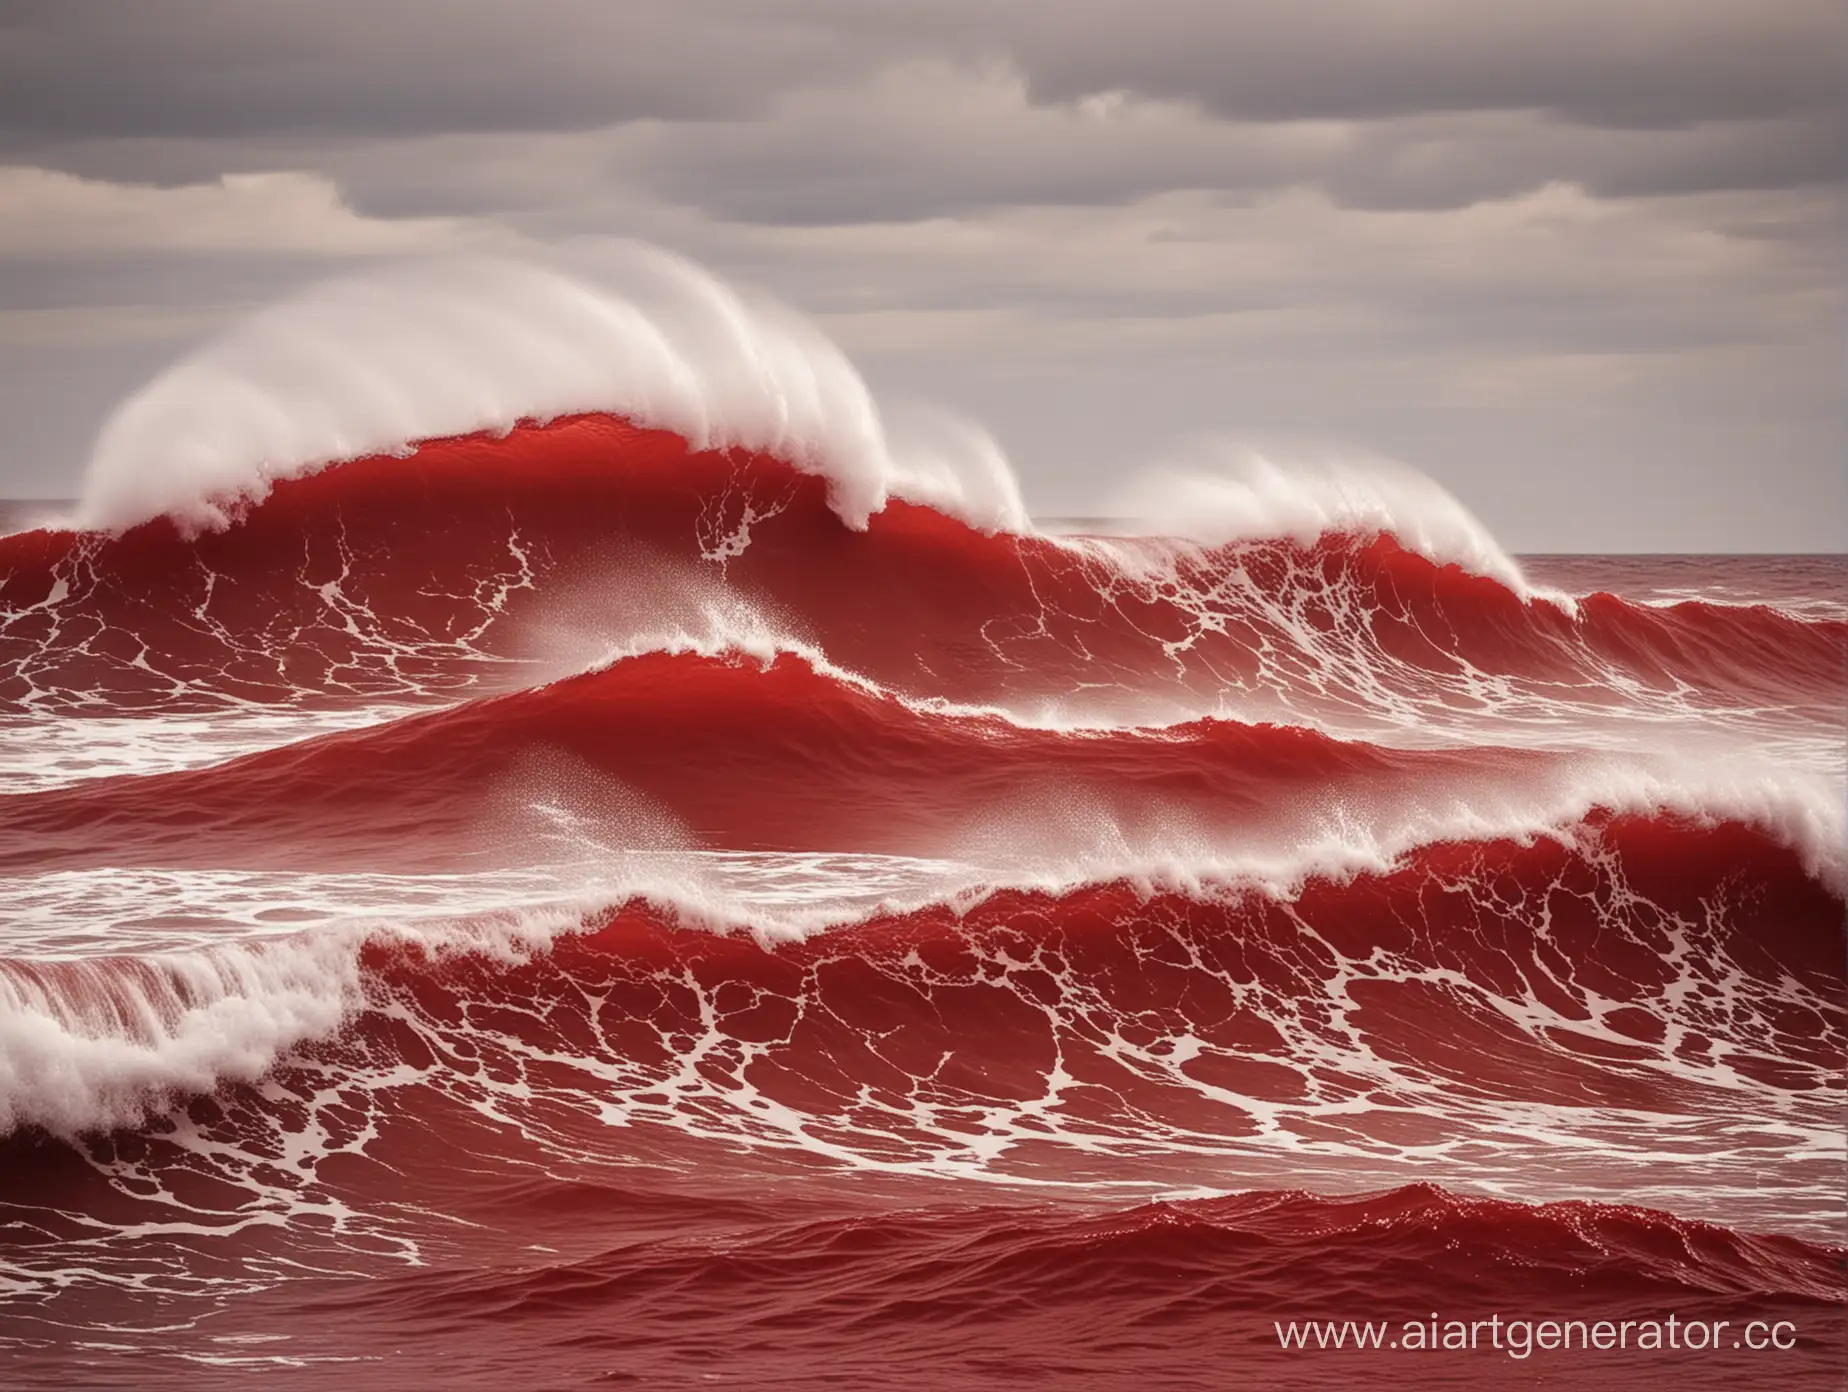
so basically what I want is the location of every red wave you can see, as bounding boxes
[260,1186,1845,1392]
[3,826,1838,1385]
[0,649,1538,871]
[353,1181,1848,1315]
[9,821,1837,1158]
[1,414,1839,720]
[4,853,1842,1388]
[2,1168,1838,1391]
[360,830,1843,1129]
[6,417,1843,1390]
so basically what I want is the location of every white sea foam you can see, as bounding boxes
[76,247,1028,538]
[0,931,366,1136]
[1,747,1836,1138]
[72,244,1554,598]
[1101,441,1566,608]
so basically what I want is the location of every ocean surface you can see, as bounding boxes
[0,418,1841,1390]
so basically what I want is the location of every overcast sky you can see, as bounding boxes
[0,0,1841,550]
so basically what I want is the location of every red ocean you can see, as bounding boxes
[0,416,1842,1390]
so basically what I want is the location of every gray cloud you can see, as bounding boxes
[0,0,1839,549]
[17,68,1833,237]
[5,0,1840,141]
[604,70,1843,224]
[0,0,857,138]
[956,0,1845,127]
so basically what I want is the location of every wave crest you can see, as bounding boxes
[1106,441,1555,605]
[76,248,1029,537]
[75,243,1555,605]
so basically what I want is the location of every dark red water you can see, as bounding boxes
[0,417,1841,1389]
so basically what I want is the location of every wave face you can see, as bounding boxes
[1,260,1844,1390]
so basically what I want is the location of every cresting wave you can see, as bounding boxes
[70,250,1542,602]
[2,650,1841,877]
[2,786,1841,1143]
[1,246,1842,1389]
[0,633,1839,1141]
[73,250,1032,537]
[4,417,1841,753]
[3,816,1842,1203]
